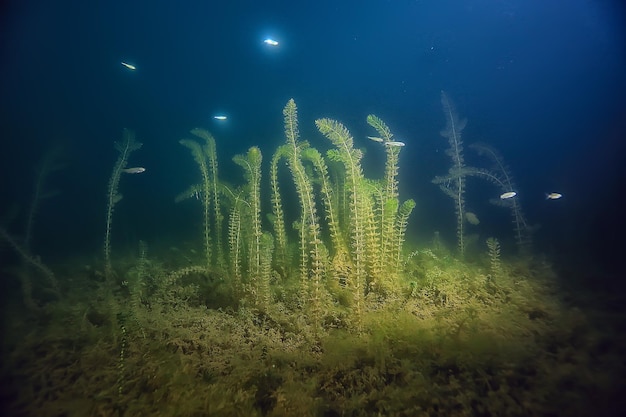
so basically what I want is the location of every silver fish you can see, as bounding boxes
[121,62,136,70]
[546,192,562,200]
[500,191,517,199]
[384,141,406,147]
[122,167,145,174]
[367,136,384,143]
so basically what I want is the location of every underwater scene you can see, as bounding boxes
[1,1,625,416]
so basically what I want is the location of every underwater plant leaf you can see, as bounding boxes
[366,114,393,142]
[440,91,467,145]
[105,128,142,280]
[469,142,532,252]
[470,142,516,190]
[175,184,202,203]
[316,118,354,152]
[283,98,299,147]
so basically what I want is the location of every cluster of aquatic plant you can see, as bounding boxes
[166,99,416,332]
[433,91,533,256]
[2,98,623,417]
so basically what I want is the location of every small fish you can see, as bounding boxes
[122,167,145,174]
[367,136,384,143]
[500,191,517,199]
[121,62,136,70]
[263,38,279,46]
[384,141,406,147]
[213,115,227,120]
[546,192,563,200]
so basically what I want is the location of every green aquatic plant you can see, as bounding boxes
[269,144,289,275]
[366,115,395,189]
[366,115,396,279]
[301,146,344,259]
[227,190,246,298]
[366,114,415,287]
[192,128,225,268]
[179,128,224,270]
[179,136,212,268]
[470,142,532,252]
[233,146,263,285]
[258,232,274,310]
[173,100,414,327]
[316,117,367,328]
[486,237,501,277]
[284,99,326,317]
[395,198,416,271]
[104,128,142,280]
[432,91,469,257]
[5,98,606,417]
[0,147,64,306]
[0,226,60,300]
[115,312,128,397]
[123,240,148,337]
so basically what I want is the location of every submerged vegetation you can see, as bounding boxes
[1,98,624,416]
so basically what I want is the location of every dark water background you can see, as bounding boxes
[1,0,625,285]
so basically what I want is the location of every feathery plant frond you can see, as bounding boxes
[433,92,468,257]
[301,147,344,257]
[258,232,274,310]
[367,115,404,282]
[470,142,532,252]
[180,135,212,269]
[174,184,203,203]
[439,91,467,170]
[395,199,416,270]
[486,237,501,277]
[470,143,515,191]
[0,226,60,298]
[269,145,289,274]
[316,117,366,330]
[283,100,325,316]
[233,147,263,280]
[192,128,225,269]
[366,114,394,142]
[228,193,244,298]
[105,128,142,280]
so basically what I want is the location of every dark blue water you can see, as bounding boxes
[1,0,625,283]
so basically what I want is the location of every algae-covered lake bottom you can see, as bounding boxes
[2,246,625,417]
